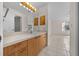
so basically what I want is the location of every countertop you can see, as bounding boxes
[3,32,46,47]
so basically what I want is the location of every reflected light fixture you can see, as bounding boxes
[20,2,36,12]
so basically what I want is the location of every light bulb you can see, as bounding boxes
[20,3,22,6]
[23,6,25,8]
[29,4,32,7]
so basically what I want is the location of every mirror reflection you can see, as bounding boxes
[3,2,47,36]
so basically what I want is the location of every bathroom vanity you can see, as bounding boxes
[3,32,47,56]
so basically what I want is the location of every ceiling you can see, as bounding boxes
[30,2,47,8]
[3,2,47,14]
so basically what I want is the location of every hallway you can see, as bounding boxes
[39,35,70,56]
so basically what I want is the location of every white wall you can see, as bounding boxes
[0,2,3,56]
[48,2,70,36]
[48,2,79,56]
[3,8,28,34]
[48,3,70,47]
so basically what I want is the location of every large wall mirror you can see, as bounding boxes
[3,6,23,36]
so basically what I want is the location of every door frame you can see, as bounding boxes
[70,2,78,56]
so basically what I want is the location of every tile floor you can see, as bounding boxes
[39,35,70,56]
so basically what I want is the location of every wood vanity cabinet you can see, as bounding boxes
[15,47,27,56]
[28,34,47,56]
[4,40,28,56]
[4,44,16,56]
[15,40,28,56]
[28,36,40,56]
[3,34,47,56]
[39,34,47,49]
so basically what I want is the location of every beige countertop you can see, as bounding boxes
[3,32,46,47]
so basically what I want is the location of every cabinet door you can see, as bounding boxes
[4,44,16,56]
[4,40,28,56]
[28,38,39,56]
[33,38,41,55]
[4,47,10,56]
[15,40,28,56]
[8,52,16,56]
[39,34,47,50]
[15,47,27,56]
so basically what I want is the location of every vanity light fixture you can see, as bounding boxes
[20,2,36,12]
